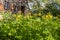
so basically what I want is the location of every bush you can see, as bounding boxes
[0,14,60,40]
[42,3,60,16]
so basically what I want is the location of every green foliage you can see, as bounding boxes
[42,3,60,16]
[0,14,60,40]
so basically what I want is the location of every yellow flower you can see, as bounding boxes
[48,14,53,19]
[45,15,49,18]
[17,15,21,18]
[16,15,21,21]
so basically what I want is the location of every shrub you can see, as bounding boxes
[0,13,60,40]
[42,3,60,16]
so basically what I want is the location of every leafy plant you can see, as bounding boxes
[0,13,60,40]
